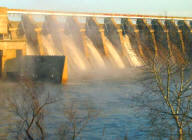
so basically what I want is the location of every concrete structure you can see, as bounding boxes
[0,7,26,78]
[86,17,105,56]
[1,7,192,81]
[0,7,68,83]
[5,56,67,83]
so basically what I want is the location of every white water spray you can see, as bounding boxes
[104,36,125,69]
[84,36,106,69]
[61,35,87,71]
[123,35,143,67]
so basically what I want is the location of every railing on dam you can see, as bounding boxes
[6,8,192,20]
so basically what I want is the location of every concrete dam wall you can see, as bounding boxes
[0,7,192,82]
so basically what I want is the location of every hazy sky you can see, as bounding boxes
[0,0,192,17]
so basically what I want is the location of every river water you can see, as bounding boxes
[0,69,151,140]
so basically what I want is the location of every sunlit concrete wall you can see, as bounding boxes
[0,8,26,78]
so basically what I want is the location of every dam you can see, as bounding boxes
[0,4,192,140]
[0,7,192,82]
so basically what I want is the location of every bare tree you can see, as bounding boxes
[58,101,99,140]
[136,47,192,139]
[7,80,58,140]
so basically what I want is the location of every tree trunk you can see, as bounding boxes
[179,128,183,140]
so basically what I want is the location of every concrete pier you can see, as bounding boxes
[64,17,85,53]
[165,20,185,64]
[104,18,123,55]
[178,20,192,59]
[86,17,105,56]
[136,19,156,63]
[151,19,169,61]
[121,19,142,59]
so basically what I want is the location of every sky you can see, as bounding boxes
[0,0,192,17]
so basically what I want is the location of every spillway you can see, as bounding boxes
[0,7,192,81]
